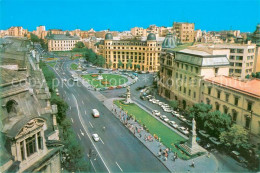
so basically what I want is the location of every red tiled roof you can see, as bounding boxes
[205,76,260,98]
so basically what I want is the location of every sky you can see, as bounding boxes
[0,0,259,32]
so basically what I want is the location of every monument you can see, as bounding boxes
[78,61,82,71]
[124,86,133,104]
[180,118,206,155]
[97,74,103,80]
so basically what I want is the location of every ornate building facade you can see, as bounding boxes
[0,37,62,172]
[99,33,162,72]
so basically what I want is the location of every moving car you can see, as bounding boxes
[92,134,100,142]
[92,109,100,118]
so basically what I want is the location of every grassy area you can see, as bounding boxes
[47,62,56,68]
[114,100,189,159]
[82,74,128,88]
[70,63,78,70]
[53,51,83,59]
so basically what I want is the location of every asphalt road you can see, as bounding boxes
[52,58,169,172]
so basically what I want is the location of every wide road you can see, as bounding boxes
[51,58,169,172]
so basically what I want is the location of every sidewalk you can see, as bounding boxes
[104,98,219,172]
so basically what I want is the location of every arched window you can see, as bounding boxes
[6,100,18,113]
[215,102,220,111]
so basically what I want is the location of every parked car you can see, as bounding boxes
[231,151,248,164]
[158,102,163,106]
[160,115,167,120]
[152,110,160,116]
[108,87,114,90]
[116,86,122,89]
[154,100,160,104]
[178,127,189,135]
[92,134,100,142]
[179,115,187,122]
[174,113,180,118]
[164,118,169,123]
[169,121,179,128]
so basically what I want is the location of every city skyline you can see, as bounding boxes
[1,0,259,32]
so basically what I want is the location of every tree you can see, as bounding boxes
[245,74,250,79]
[75,41,85,49]
[96,55,105,67]
[118,60,123,69]
[108,60,113,68]
[204,111,231,137]
[188,103,212,128]
[30,33,40,43]
[136,64,141,70]
[126,59,133,69]
[220,124,250,149]
[256,72,260,79]
[251,72,256,78]
[169,100,178,110]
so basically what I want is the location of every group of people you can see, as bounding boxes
[158,148,170,161]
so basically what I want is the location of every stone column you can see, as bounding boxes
[23,140,28,160]
[41,130,46,151]
[35,133,39,152]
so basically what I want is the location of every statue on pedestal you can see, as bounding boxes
[124,86,133,104]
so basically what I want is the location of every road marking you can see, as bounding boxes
[77,133,81,140]
[100,138,104,145]
[116,162,123,172]
[71,118,74,123]
[68,97,70,101]
[90,160,97,172]
[82,100,84,104]
[70,106,72,110]
[72,94,111,173]
[85,110,87,114]
[80,129,84,136]
[89,121,93,128]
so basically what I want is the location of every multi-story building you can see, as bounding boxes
[35,25,47,39]
[172,22,195,43]
[202,43,256,79]
[0,37,62,172]
[99,33,162,71]
[159,40,260,144]
[202,76,260,143]
[131,27,144,37]
[7,26,28,37]
[159,45,230,109]
[46,31,81,51]
[252,24,260,72]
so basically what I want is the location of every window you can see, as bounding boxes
[247,101,252,111]
[195,67,199,73]
[232,110,237,122]
[245,116,251,129]
[193,92,196,99]
[208,87,212,95]
[184,87,186,94]
[225,94,229,102]
[234,97,239,106]
[215,68,219,74]
[216,102,220,110]
[217,90,221,99]
[20,141,25,160]
[188,89,191,96]
[37,132,43,150]
[223,106,229,114]
[26,135,36,157]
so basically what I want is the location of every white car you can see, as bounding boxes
[164,118,169,123]
[178,127,189,136]
[149,98,155,102]
[160,115,167,120]
[152,99,157,104]
[63,78,67,82]
[180,116,187,122]
[174,113,180,118]
[152,110,160,116]
[169,121,178,128]
[92,134,100,142]
[163,108,173,113]
[158,102,163,106]
[154,100,160,104]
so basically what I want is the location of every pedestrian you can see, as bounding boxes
[191,159,195,167]
[173,156,175,162]
[158,151,161,157]
[164,156,167,161]
[159,148,162,153]
[207,152,210,158]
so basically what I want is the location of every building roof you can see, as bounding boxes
[46,34,80,40]
[176,48,230,67]
[162,33,177,49]
[147,33,156,41]
[205,76,260,98]
[105,33,113,40]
